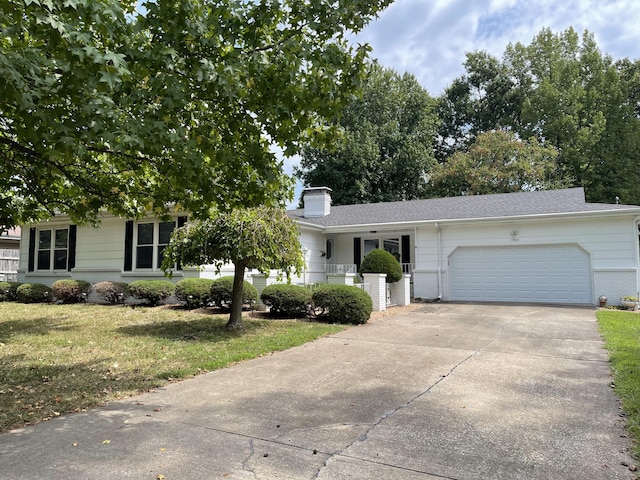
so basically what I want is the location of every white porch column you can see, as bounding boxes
[362,273,387,312]
[327,273,355,286]
[251,273,269,309]
[390,274,411,306]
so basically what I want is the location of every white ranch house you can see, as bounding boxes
[16,187,640,307]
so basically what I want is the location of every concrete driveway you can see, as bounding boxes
[0,303,636,479]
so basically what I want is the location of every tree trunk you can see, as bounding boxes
[226,262,246,329]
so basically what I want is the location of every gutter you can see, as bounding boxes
[313,208,640,234]
[635,217,640,301]
[435,223,442,300]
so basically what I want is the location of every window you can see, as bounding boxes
[361,237,401,261]
[363,239,379,256]
[383,238,400,261]
[135,220,177,270]
[36,228,69,271]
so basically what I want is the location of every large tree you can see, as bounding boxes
[434,50,522,162]
[0,0,392,230]
[296,62,439,205]
[435,27,640,204]
[162,206,304,329]
[428,130,568,197]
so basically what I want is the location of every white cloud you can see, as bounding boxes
[353,0,640,95]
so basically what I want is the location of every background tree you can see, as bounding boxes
[428,130,567,197]
[435,27,640,204]
[0,0,392,230]
[296,63,439,205]
[162,207,304,329]
[434,51,522,162]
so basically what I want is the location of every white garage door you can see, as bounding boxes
[449,244,592,304]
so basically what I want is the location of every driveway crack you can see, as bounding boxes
[310,353,482,480]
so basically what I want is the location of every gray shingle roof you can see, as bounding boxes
[288,188,640,229]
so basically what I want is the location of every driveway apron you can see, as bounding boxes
[0,304,635,479]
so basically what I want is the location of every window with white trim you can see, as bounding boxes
[134,220,176,270]
[36,228,69,271]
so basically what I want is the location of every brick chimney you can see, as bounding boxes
[303,187,332,218]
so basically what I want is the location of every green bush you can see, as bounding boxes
[210,276,257,309]
[0,281,21,302]
[174,278,214,309]
[129,280,175,306]
[52,279,92,303]
[16,283,53,303]
[359,249,403,283]
[260,284,312,318]
[93,281,130,304]
[311,284,372,325]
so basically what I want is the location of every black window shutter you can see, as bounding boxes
[353,237,361,272]
[401,235,411,265]
[124,220,134,271]
[28,227,36,272]
[68,225,77,271]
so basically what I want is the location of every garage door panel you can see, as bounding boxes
[449,245,592,304]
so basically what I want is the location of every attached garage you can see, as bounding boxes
[448,244,593,304]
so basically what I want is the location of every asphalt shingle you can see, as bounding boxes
[288,188,640,228]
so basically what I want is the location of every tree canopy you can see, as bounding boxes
[1,0,392,229]
[296,62,438,205]
[162,206,304,329]
[436,27,640,204]
[428,130,568,197]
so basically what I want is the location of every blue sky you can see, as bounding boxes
[285,0,640,206]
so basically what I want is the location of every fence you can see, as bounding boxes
[0,249,19,282]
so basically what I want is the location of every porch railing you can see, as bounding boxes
[326,263,414,276]
[326,264,357,275]
[401,263,414,274]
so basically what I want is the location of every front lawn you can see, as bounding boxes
[0,303,346,432]
[597,309,640,458]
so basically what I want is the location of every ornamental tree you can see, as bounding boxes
[428,130,568,197]
[1,0,392,230]
[161,206,304,329]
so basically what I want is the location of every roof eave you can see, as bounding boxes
[314,208,640,233]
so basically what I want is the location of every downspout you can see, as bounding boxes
[635,219,640,301]
[435,223,442,300]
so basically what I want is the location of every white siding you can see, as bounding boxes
[411,216,638,305]
[295,229,326,285]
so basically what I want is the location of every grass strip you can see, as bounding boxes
[597,309,640,459]
[0,302,346,431]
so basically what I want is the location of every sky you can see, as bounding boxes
[285,0,640,206]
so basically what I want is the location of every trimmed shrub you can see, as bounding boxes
[311,284,372,325]
[174,278,214,309]
[129,280,175,306]
[16,283,53,303]
[93,281,130,304]
[52,279,92,303]
[0,281,21,302]
[210,276,258,309]
[260,284,312,318]
[359,249,403,283]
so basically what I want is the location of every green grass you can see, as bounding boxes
[0,302,346,432]
[597,309,640,458]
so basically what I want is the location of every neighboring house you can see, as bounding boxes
[1,227,20,281]
[16,187,640,306]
